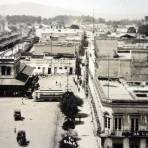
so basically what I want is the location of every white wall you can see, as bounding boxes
[22,57,76,75]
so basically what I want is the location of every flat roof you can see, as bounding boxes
[98,79,134,101]
[96,58,131,78]
[32,44,76,55]
[95,39,131,78]
[95,39,118,57]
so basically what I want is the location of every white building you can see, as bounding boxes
[21,42,76,75]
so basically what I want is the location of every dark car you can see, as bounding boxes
[17,130,29,147]
[14,110,22,121]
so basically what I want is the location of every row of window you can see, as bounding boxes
[0,66,11,75]
[105,117,139,131]
[37,66,68,70]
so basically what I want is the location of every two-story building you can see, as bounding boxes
[89,76,148,148]
[21,42,76,75]
[0,54,34,96]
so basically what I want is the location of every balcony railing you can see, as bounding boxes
[110,130,148,137]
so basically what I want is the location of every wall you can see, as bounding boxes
[22,57,76,75]
[97,59,131,79]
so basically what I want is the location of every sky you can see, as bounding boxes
[0,0,148,19]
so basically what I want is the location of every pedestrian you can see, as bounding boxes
[22,97,24,105]
[14,127,16,133]
[78,87,80,92]
[56,81,58,86]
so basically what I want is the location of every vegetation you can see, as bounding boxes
[59,91,83,121]
[70,24,79,29]
[127,27,136,33]
[7,15,41,24]
[62,119,75,130]
[75,57,81,76]
[59,91,83,147]
[138,25,148,36]
[79,32,88,56]
[6,15,142,26]
[59,136,78,148]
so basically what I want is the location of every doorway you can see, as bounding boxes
[48,68,51,74]
[113,144,123,148]
[69,67,73,75]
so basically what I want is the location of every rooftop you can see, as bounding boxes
[95,39,118,57]
[98,79,134,101]
[95,77,148,104]
[32,43,76,55]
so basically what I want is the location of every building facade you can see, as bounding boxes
[0,54,34,96]
[21,54,76,75]
[88,37,148,148]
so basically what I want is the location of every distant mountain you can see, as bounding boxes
[0,2,144,21]
[0,2,84,18]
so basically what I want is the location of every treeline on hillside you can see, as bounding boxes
[6,15,142,26]
[6,15,42,25]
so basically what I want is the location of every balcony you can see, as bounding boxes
[110,130,148,138]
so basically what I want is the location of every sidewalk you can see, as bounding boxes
[73,80,99,148]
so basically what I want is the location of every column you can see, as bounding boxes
[140,138,146,148]
[123,138,129,148]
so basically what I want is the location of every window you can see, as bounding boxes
[7,67,11,75]
[59,67,62,69]
[105,116,108,128]
[38,67,40,69]
[131,118,139,131]
[1,66,6,75]
[1,66,11,75]
[114,117,122,130]
[104,113,110,129]
[64,67,67,69]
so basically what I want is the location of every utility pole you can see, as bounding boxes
[50,33,53,74]
[85,48,89,97]
[66,70,69,92]
[50,33,53,55]
[108,53,110,99]
[92,9,95,34]
[66,60,70,92]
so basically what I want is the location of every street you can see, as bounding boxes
[0,98,61,148]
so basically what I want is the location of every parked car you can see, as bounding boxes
[17,130,29,147]
[14,110,22,121]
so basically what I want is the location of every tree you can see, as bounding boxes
[127,27,136,33]
[70,24,79,29]
[62,119,75,130]
[75,57,81,76]
[59,91,83,120]
[59,136,78,148]
[97,18,106,24]
[79,32,88,56]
